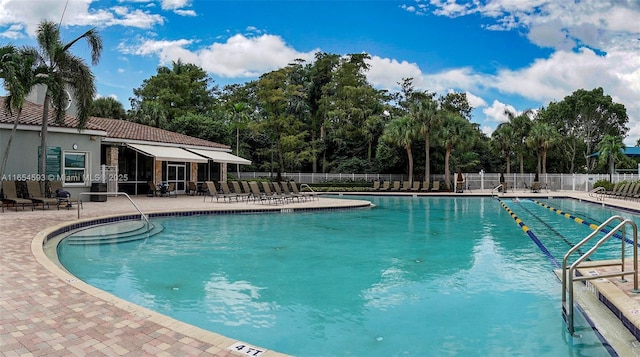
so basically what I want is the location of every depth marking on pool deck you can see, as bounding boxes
[497,198,560,268]
[228,342,265,356]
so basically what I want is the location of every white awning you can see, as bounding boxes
[128,144,208,163]
[186,148,252,165]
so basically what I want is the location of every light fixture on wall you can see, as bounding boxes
[72,143,78,150]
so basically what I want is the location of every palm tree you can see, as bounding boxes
[0,46,47,180]
[382,116,417,183]
[231,102,248,177]
[491,122,516,175]
[598,134,626,182]
[526,121,560,174]
[30,20,102,185]
[438,112,474,189]
[505,109,533,174]
[412,95,438,181]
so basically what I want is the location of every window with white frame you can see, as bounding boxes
[63,152,89,185]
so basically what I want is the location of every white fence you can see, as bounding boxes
[236,172,639,192]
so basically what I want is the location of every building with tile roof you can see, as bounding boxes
[0,98,251,198]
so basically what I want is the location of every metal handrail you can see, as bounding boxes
[491,184,503,197]
[77,192,150,232]
[561,215,639,335]
[300,183,319,200]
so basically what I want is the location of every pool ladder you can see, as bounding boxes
[588,186,606,201]
[77,191,151,232]
[561,215,639,335]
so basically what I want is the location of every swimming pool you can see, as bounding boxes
[57,196,631,356]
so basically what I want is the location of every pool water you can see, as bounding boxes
[57,196,632,356]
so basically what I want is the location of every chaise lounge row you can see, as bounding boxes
[1,180,80,212]
[202,180,318,205]
[371,180,441,192]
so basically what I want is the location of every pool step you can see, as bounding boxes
[65,221,164,245]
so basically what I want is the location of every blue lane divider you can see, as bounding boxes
[531,199,633,245]
[497,198,560,268]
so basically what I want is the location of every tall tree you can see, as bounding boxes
[382,116,418,183]
[527,121,560,174]
[412,93,438,180]
[437,112,475,189]
[504,109,533,174]
[90,97,126,119]
[30,20,102,188]
[560,87,629,172]
[0,46,47,180]
[597,134,626,181]
[491,122,516,175]
[130,60,217,126]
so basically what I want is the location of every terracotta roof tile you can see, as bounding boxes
[0,98,229,149]
[0,97,104,130]
[90,117,228,149]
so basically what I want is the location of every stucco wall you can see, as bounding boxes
[0,127,102,196]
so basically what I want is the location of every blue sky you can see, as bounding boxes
[1,0,639,143]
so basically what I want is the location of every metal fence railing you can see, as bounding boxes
[235,172,639,192]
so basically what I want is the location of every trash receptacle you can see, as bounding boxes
[90,183,107,202]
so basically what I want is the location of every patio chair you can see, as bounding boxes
[248,181,271,204]
[390,181,401,191]
[622,182,640,200]
[1,180,34,211]
[26,180,59,210]
[531,181,541,193]
[147,181,160,197]
[203,181,221,202]
[219,182,240,202]
[381,181,391,191]
[400,181,411,191]
[163,182,177,198]
[420,181,430,191]
[280,181,303,202]
[261,181,284,204]
[273,182,296,203]
[186,181,197,196]
[431,181,440,192]
[371,180,381,191]
[241,181,252,199]
[49,181,82,209]
[410,181,421,191]
[231,181,251,201]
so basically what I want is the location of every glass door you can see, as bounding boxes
[167,164,186,194]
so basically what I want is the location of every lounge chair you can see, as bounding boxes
[241,181,252,199]
[381,181,391,191]
[219,182,239,202]
[371,180,381,191]
[248,181,272,204]
[623,182,640,200]
[1,181,34,211]
[399,181,410,191]
[261,182,284,204]
[49,181,81,209]
[281,181,303,202]
[455,181,464,193]
[410,181,421,191]
[203,181,221,202]
[231,181,251,201]
[420,181,429,191]
[604,182,622,197]
[273,182,296,203]
[391,181,401,191]
[431,181,440,192]
[26,180,59,210]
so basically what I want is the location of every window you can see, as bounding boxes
[63,152,89,185]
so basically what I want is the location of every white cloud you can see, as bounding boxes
[465,91,487,110]
[0,0,164,38]
[483,100,517,124]
[121,34,319,78]
[366,56,423,90]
